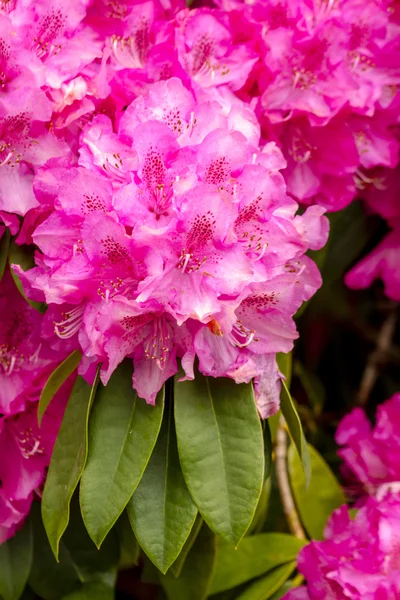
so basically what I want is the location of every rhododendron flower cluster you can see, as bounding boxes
[0,273,70,543]
[0,0,330,414]
[283,394,400,600]
[17,92,328,411]
[213,0,400,212]
[336,392,400,500]
[345,164,400,301]
[283,491,400,600]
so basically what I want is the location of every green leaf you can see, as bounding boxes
[0,518,33,600]
[61,582,114,600]
[210,533,306,595]
[288,443,346,540]
[170,514,203,578]
[8,241,46,313]
[268,411,281,443]
[39,350,82,425]
[29,504,81,600]
[159,524,216,600]
[247,479,271,536]
[127,400,197,573]
[42,368,101,559]
[116,512,140,569]
[236,562,297,600]
[0,228,10,281]
[276,352,292,388]
[174,373,264,544]
[280,380,311,486]
[80,362,164,548]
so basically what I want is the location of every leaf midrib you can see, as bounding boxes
[161,402,172,568]
[90,394,139,538]
[205,378,233,540]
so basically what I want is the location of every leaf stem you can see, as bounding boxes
[275,416,306,540]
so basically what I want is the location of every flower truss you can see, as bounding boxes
[284,490,400,600]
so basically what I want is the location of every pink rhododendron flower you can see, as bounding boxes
[0,391,68,543]
[0,272,72,543]
[0,88,68,217]
[336,393,400,500]
[283,491,400,600]
[0,272,71,416]
[345,227,400,301]
[210,0,400,211]
[363,165,400,226]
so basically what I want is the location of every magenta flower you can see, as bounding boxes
[0,272,72,544]
[345,228,400,302]
[9,0,102,88]
[0,390,68,543]
[336,393,400,500]
[283,491,400,600]
[175,8,258,91]
[0,88,68,217]
[0,272,70,416]
[208,0,400,212]
[275,114,359,210]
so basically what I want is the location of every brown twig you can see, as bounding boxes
[357,307,398,406]
[275,416,307,540]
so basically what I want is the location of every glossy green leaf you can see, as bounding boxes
[8,241,46,313]
[80,363,164,548]
[0,518,32,600]
[288,443,346,540]
[236,562,297,600]
[0,228,10,281]
[42,369,100,559]
[268,411,281,443]
[170,514,203,578]
[128,401,197,573]
[210,533,306,594]
[174,374,264,544]
[280,380,311,486]
[116,512,140,569]
[247,478,271,536]
[29,504,81,600]
[39,350,82,425]
[160,524,216,600]
[276,352,292,388]
[61,582,113,600]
